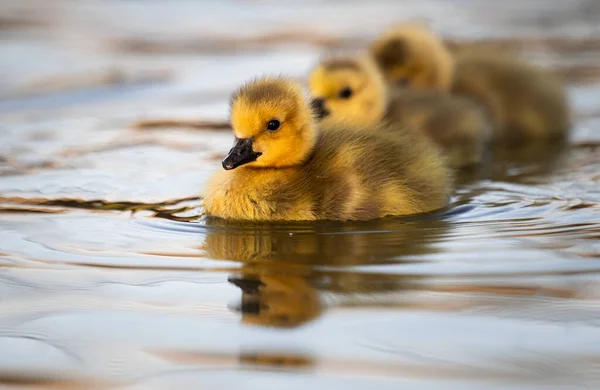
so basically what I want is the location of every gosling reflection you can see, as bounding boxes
[204,217,449,328]
[491,140,569,182]
[229,274,321,328]
[204,217,448,266]
[455,140,569,185]
[239,350,314,369]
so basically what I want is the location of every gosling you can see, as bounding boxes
[370,23,571,142]
[309,54,491,168]
[203,76,452,221]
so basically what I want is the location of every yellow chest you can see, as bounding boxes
[203,169,315,221]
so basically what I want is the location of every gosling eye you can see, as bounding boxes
[338,87,353,99]
[266,119,281,132]
[397,78,410,87]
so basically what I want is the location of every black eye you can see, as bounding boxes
[339,87,353,99]
[397,78,410,87]
[266,119,280,131]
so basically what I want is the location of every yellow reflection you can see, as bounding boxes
[204,217,449,328]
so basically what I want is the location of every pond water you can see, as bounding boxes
[1,1,600,389]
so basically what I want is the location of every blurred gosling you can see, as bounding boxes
[309,54,491,168]
[370,23,571,142]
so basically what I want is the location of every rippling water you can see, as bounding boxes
[1,1,600,388]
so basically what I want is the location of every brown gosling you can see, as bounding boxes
[203,76,452,221]
[370,23,571,142]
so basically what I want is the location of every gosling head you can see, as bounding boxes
[308,55,388,127]
[370,24,454,91]
[224,77,317,170]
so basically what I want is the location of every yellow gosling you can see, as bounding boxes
[309,54,491,168]
[203,76,451,221]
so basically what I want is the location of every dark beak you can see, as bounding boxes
[310,98,330,119]
[239,300,262,315]
[397,78,410,88]
[222,137,262,170]
[228,276,264,294]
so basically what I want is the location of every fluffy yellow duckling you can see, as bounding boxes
[308,54,491,168]
[203,76,451,221]
[370,24,571,142]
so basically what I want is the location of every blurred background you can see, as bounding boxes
[2,0,600,200]
[1,1,600,389]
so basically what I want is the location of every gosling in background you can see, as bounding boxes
[309,54,491,168]
[370,23,571,143]
[203,76,452,221]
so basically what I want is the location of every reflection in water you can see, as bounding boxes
[203,217,448,265]
[455,140,570,185]
[239,351,314,369]
[490,140,570,182]
[204,217,448,327]
[230,275,321,328]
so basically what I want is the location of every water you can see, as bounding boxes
[1,1,600,388]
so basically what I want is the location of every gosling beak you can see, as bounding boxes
[222,137,262,170]
[397,78,410,88]
[310,98,330,119]
[228,276,264,294]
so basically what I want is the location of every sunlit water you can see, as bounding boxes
[1,1,600,389]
